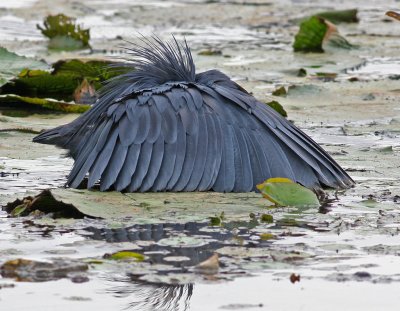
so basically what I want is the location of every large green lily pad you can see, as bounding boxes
[5,188,271,224]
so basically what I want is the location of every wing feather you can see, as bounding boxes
[133,105,151,144]
[232,126,253,191]
[187,87,203,109]
[100,141,128,191]
[184,110,208,191]
[127,141,153,192]
[147,101,162,143]
[68,118,113,188]
[139,133,165,191]
[197,111,219,191]
[118,113,139,146]
[87,128,119,188]
[151,138,177,191]
[114,143,141,191]
[212,119,235,192]
[161,99,178,144]
[172,112,199,191]
[166,113,186,190]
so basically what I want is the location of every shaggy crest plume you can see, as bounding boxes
[104,36,195,92]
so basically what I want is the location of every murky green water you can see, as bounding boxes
[1,0,400,310]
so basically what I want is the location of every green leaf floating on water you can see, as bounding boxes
[293,16,353,53]
[256,177,320,208]
[0,94,90,113]
[105,251,145,262]
[0,47,48,87]
[37,14,90,51]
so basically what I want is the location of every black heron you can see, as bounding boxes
[33,37,354,192]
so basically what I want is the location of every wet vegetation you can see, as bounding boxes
[37,14,91,51]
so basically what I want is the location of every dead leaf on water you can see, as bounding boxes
[290,273,301,283]
[386,11,400,21]
[195,253,219,274]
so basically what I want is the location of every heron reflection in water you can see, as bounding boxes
[105,277,193,311]
[34,36,354,192]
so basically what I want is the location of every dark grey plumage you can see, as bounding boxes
[33,36,354,192]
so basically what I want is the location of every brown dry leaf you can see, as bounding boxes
[73,78,97,104]
[195,253,219,274]
[386,11,400,21]
[290,273,301,284]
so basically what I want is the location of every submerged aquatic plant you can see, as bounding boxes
[37,14,90,50]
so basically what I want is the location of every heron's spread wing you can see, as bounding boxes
[33,37,354,192]
[200,78,353,189]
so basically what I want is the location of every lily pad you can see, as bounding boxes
[314,9,359,24]
[3,188,270,224]
[105,251,145,262]
[256,178,320,208]
[0,94,90,113]
[0,48,48,87]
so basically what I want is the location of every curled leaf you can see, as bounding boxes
[293,16,353,53]
[73,78,97,105]
[195,253,219,274]
[386,11,400,21]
